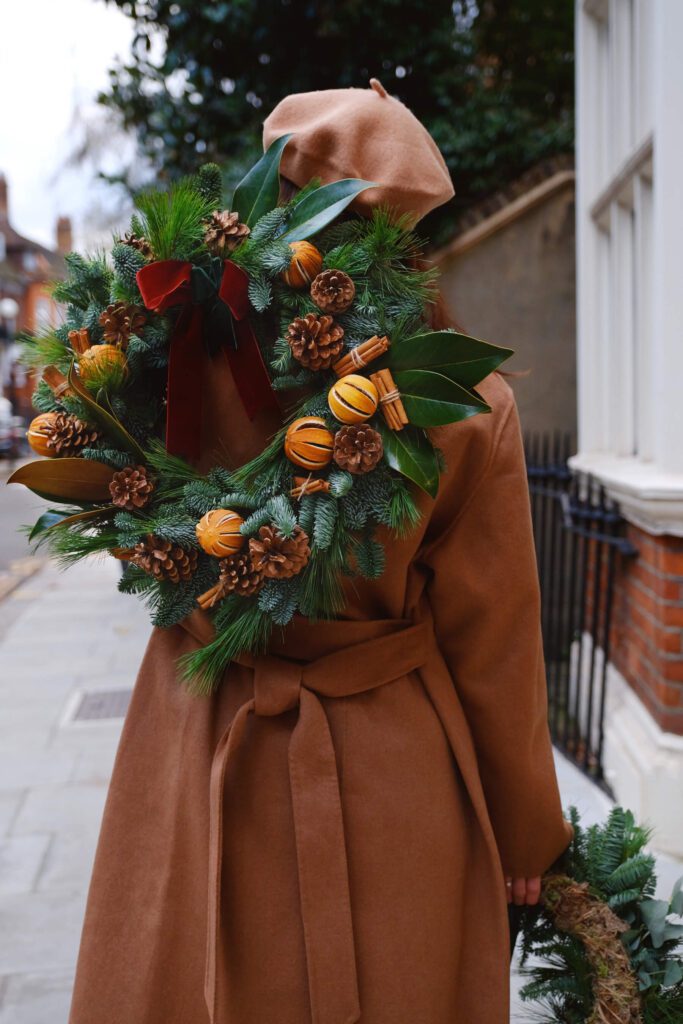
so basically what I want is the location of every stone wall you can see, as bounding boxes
[434,174,577,438]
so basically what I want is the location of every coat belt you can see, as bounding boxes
[203,618,429,1024]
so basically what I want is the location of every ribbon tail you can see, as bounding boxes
[219,260,279,421]
[205,698,255,1024]
[166,304,205,460]
[288,688,361,1024]
[223,318,279,421]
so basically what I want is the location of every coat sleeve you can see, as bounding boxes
[420,383,574,878]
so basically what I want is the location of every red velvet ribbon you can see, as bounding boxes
[136,259,277,461]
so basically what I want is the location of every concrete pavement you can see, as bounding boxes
[0,556,680,1023]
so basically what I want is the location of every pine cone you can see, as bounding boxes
[109,465,155,511]
[47,413,100,457]
[118,233,154,259]
[204,210,250,255]
[310,269,356,314]
[248,524,311,580]
[99,303,146,348]
[131,535,198,584]
[333,424,384,474]
[286,313,345,371]
[218,551,264,597]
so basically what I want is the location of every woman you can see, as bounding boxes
[68,80,573,1024]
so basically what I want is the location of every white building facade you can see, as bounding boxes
[574,0,683,855]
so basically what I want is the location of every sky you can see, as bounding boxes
[0,0,136,251]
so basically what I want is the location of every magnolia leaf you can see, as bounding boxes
[279,179,376,243]
[393,369,491,427]
[231,133,292,228]
[68,365,146,461]
[378,423,440,498]
[389,330,514,387]
[8,459,114,502]
[29,506,115,541]
[28,512,64,540]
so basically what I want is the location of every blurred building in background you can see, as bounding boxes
[0,174,67,421]
[574,0,683,855]
[435,154,577,439]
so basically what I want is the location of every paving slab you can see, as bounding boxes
[0,891,85,976]
[0,834,51,896]
[0,792,24,838]
[11,783,108,838]
[0,973,74,1024]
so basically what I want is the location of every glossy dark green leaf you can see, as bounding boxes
[28,512,64,540]
[393,369,490,427]
[28,506,115,541]
[279,179,377,243]
[8,458,115,502]
[68,365,146,461]
[389,330,514,388]
[231,133,292,227]
[378,422,440,498]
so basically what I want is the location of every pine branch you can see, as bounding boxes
[179,601,272,695]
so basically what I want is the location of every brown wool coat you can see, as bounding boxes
[68,350,573,1024]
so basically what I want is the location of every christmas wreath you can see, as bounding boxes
[11,136,514,691]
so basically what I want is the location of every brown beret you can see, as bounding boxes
[262,78,454,224]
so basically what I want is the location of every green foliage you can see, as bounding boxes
[135,179,216,261]
[179,600,272,695]
[111,242,146,293]
[20,332,69,372]
[353,530,386,579]
[258,577,300,626]
[194,162,223,208]
[80,446,132,470]
[31,378,62,413]
[52,252,112,311]
[247,273,272,313]
[312,493,338,551]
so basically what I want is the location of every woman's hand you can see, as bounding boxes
[505,876,542,906]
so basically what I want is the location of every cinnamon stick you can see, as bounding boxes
[332,335,390,377]
[370,368,408,431]
[290,475,332,499]
[68,328,91,354]
[197,582,227,611]
[42,364,73,399]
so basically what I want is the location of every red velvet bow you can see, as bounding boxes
[136,259,278,461]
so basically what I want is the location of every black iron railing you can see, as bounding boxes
[524,430,639,790]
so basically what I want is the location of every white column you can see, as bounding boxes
[652,0,683,473]
[575,4,606,454]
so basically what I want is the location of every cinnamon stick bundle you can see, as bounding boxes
[290,475,332,499]
[68,328,91,354]
[196,583,227,611]
[332,335,390,377]
[370,368,408,431]
[42,365,73,400]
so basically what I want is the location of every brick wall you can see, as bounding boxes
[610,523,683,735]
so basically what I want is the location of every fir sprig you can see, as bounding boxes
[135,179,216,262]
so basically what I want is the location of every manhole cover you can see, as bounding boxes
[72,689,132,721]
